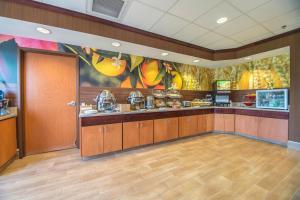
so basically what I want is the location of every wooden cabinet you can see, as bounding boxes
[224,114,235,132]
[81,125,104,157]
[0,118,17,167]
[154,117,178,143]
[81,123,122,156]
[179,115,198,137]
[206,114,214,132]
[103,123,122,153]
[123,120,154,149]
[197,115,207,134]
[258,118,288,143]
[214,114,225,132]
[139,120,154,146]
[235,115,258,137]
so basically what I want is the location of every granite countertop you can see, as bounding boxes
[0,107,18,121]
[79,106,289,118]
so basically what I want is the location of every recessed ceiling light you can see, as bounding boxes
[245,57,252,60]
[193,59,200,63]
[161,52,169,56]
[281,25,287,29]
[36,27,51,34]
[112,42,121,47]
[217,17,228,24]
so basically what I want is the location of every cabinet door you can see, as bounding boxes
[214,114,224,132]
[206,114,214,132]
[197,115,207,134]
[123,122,140,150]
[140,120,154,146]
[258,118,288,143]
[235,115,258,137]
[81,125,103,157]
[167,117,179,140]
[179,116,198,137]
[224,114,235,132]
[103,123,122,153]
[154,118,168,143]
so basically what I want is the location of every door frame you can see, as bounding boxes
[17,48,80,158]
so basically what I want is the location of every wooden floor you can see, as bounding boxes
[1,134,300,200]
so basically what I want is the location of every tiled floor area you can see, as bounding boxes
[1,134,300,200]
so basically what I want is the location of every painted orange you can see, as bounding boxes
[81,125,103,156]
[141,60,162,86]
[0,118,17,167]
[103,123,122,153]
[24,52,77,155]
[258,117,288,143]
[235,115,258,137]
[92,53,126,77]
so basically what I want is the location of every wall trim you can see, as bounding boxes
[288,141,300,151]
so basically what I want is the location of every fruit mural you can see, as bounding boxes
[0,34,290,91]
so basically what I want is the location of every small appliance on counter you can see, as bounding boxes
[153,90,166,108]
[182,101,191,107]
[191,99,212,107]
[166,89,182,108]
[128,91,145,110]
[213,80,231,106]
[0,90,9,116]
[95,90,117,112]
[256,89,288,110]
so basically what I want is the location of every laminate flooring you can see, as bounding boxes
[1,134,300,200]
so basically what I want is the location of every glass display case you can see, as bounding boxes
[256,89,288,110]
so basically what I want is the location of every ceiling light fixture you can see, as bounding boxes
[161,52,169,56]
[217,17,228,24]
[36,27,51,34]
[112,42,121,47]
[245,57,252,60]
[193,59,200,63]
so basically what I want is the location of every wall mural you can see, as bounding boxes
[0,34,290,92]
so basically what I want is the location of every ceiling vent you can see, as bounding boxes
[87,0,129,21]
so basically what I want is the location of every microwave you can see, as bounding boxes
[256,89,288,110]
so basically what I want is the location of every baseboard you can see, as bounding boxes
[288,141,300,151]
[0,154,17,173]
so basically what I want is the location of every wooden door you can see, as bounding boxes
[224,114,235,132]
[235,115,258,137]
[197,115,207,134]
[206,114,214,132]
[167,117,179,140]
[140,120,154,146]
[214,114,224,132]
[103,123,122,153]
[123,121,140,149]
[154,118,168,143]
[81,125,103,157]
[258,118,288,143]
[24,52,77,155]
[179,116,198,137]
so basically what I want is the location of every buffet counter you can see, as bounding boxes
[79,106,289,158]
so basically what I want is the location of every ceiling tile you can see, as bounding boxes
[137,0,177,11]
[194,2,242,30]
[191,32,224,46]
[169,0,222,21]
[248,0,300,22]
[208,37,242,50]
[241,32,274,45]
[227,0,271,12]
[172,23,208,43]
[271,21,300,35]
[150,14,189,37]
[122,1,164,30]
[214,15,256,36]
[230,25,271,43]
[262,8,300,33]
[40,0,87,13]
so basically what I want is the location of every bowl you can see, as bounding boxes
[243,102,255,107]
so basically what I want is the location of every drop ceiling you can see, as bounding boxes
[32,0,300,50]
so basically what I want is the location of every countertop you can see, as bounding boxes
[0,107,18,121]
[79,106,289,118]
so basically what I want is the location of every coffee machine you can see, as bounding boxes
[0,90,9,115]
[213,80,231,106]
